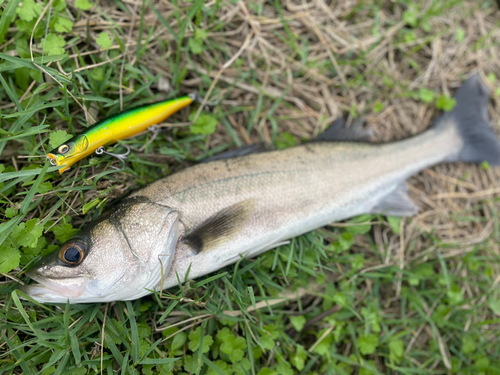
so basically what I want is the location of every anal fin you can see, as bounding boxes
[371,182,419,217]
[182,199,256,254]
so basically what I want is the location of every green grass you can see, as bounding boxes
[1,0,500,374]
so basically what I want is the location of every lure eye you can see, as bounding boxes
[58,144,70,154]
[59,241,86,265]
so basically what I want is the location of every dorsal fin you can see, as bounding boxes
[314,117,373,143]
[182,199,256,254]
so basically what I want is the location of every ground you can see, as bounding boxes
[1,0,500,374]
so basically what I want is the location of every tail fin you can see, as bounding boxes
[441,74,500,165]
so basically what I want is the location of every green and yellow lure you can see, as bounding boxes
[47,95,194,173]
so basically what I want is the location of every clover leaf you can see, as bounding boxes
[17,0,43,22]
[189,112,218,135]
[11,218,44,248]
[436,94,456,112]
[43,34,66,56]
[418,88,435,103]
[220,332,246,363]
[183,355,198,373]
[290,315,306,331]
[0,243,21,273]
[389,339,404,363]
[49,130,72,150]
[54,16,74,33]
[5,207,18,218]
[96,32,113,50]
[52,223,79,243]
[290,345,307,371]
[358,333,378,355]
[188,327,213,353]
[188,38,203,54]
[75,0,92,10]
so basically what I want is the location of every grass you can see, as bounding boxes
[1,0,500,373]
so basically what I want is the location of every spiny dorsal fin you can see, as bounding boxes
[370,182,419,217]
[182,199,256,254]
[314,117,373,143]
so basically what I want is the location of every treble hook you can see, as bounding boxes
[188,92,220,111]
[95,144,131,170]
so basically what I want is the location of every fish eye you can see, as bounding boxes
[58,144,70,154]
[59,241,86,265]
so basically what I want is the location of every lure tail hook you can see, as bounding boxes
[95,144,131,171]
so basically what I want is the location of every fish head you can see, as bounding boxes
[46,135,89,174]
[21,200,181,303]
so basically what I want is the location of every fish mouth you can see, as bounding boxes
[20,270,89,303]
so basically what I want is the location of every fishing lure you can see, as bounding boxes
[47,95,195,173]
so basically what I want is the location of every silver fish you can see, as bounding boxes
[20,74,500,303]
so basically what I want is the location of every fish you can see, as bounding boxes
[47,95,194,173]
[20,74,500,304]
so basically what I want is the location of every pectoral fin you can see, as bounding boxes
[182,199,256,254]
[371,182,419,216]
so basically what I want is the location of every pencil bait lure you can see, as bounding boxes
[47,95,195,173]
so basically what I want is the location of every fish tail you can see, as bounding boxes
[439,74,500,165]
